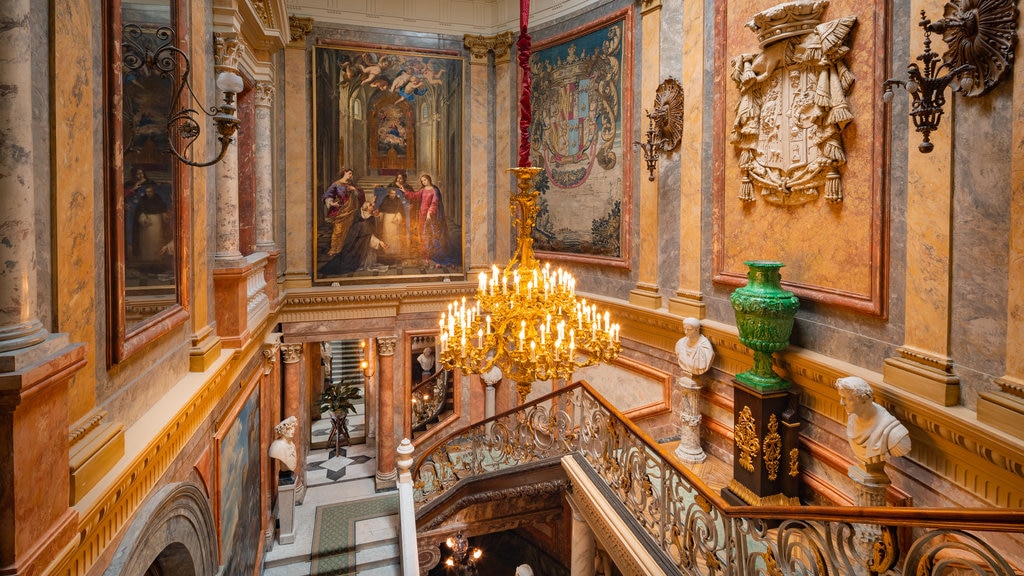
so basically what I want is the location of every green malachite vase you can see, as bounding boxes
[730,260,800,392]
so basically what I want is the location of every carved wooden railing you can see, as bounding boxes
[409,381,1024,575]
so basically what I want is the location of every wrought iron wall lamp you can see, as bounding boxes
[634,78,684,181]
[882,0,1018,153]
[123,25,241,167]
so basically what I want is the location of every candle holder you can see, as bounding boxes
[634,78,684,181]
[882,0,1017,153]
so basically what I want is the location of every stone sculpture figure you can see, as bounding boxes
[836,376,911,466]
[268,416,305,504]
[674,318,715,464]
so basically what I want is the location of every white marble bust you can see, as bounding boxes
[836,376,911,465]
[268,416,298,472]
[674,317,715,377]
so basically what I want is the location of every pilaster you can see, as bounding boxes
[254,80,277,251]
[280,342,306,503]
[283,18,313,287]
[629,0,663,310]
[667,0,706,319]
[882,0,959,406]
[978,40,1024,433]
[214,33,244,264]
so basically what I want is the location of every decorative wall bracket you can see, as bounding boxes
[123,25,241,167]
[634,78,684,181]
[882,0,1018,153]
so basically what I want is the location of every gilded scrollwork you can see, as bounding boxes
[729,1,857,205]
[763,414,782,481]
[736,405,760,473]
[788,447,800,476]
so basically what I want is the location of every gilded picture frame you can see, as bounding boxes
[312,44,465,284]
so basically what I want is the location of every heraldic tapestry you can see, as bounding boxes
[313,45,464,283]
[528,9,633,268]
[714,0,889,315]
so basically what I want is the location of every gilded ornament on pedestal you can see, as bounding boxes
[763,414,781,481]
[729,0,857,205]
[788,447,800,476]
[736,406,760,473]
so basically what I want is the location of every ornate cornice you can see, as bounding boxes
[249,0,274,29]
[254,81,275,107]
[288,15,313,44]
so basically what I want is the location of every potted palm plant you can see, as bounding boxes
[319,383,362,450]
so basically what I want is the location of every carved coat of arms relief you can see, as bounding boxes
[729,0,857,205]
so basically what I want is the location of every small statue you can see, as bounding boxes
[675,317,715,377]
[836,376,911,466]
[268,416,298,471]
[418,346,436,379]
[268,416,305,503]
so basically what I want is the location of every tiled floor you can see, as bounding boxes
[264,413,401,575]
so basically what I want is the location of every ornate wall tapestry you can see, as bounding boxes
[313,45,464,283]
[215,378,262,576]
[528,8,633,268]
[714,0,889,316]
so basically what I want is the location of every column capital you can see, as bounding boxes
[288,16,313,44]
[254,81,275,108]
[463,31,514,64]
[376,336,398,356]
[213,33,242,74]
[280,342,303,363]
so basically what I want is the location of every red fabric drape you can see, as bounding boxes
[517,0,532,167]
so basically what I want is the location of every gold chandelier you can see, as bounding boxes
[438,167,621,400]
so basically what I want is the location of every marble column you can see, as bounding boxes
[481,365,501,420]
[375,336,398,488]
[881,0,959,406]
[567,495,597,576]
[0,0,47,353]
[629,0,663,310]
[667,0,706,319]
[254,80,276,252]
[214,33,243,264]
[283,17,313,287]
[977,18,1024,435]
[280,343,306,503]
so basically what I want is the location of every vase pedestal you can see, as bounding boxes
[722,380,801,506]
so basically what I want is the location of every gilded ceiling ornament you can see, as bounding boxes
[736,405,760,473]
[729,0,857,205]
[763,413,781,481]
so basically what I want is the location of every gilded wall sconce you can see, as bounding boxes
[635,78,684,181]
[882,0,1018,153]
[123,25,241,167]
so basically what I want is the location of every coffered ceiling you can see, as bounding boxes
[285,0,600,36]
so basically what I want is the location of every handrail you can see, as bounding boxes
[410,369,447,431]
[409,381,1024,575]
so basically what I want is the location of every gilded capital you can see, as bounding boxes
[213,33,242,73]
[254,81,275,107]
[280,342,303,363]
[262,347,277,374]
[464,31,514,64]
[289,15,314,44]
[376,336,398,356]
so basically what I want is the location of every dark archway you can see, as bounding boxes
[104,482,218,576]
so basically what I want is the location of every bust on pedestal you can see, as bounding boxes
[269,416,305,544]
[837,376,911,506]
[674,317,715,463]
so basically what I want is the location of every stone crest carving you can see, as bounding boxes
[729,0,857,205]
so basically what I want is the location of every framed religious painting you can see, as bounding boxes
[214,373,263,576]
[527,8,634,269]
[312,44,465,283]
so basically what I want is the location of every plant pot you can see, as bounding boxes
[730,260,800,391]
